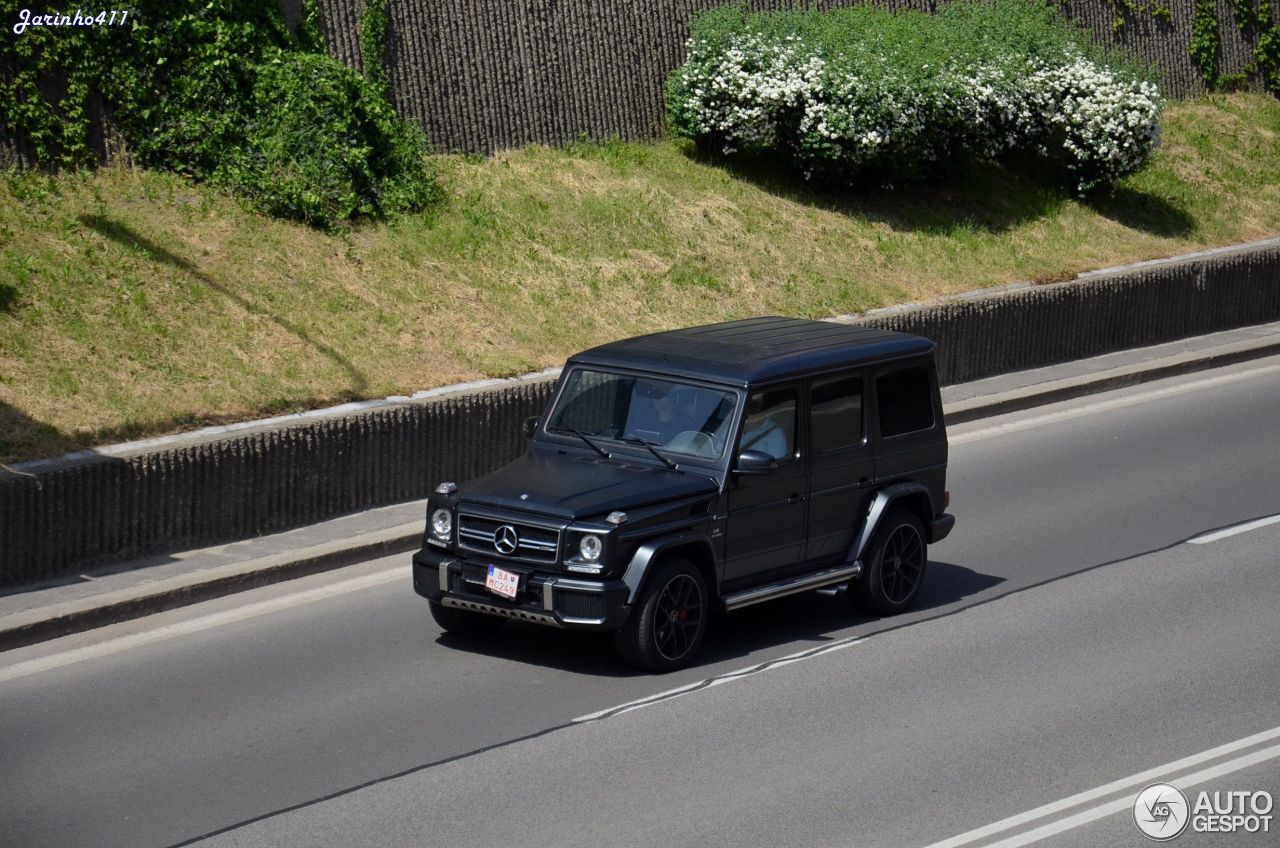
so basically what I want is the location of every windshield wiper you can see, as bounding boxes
[619,436,680,471]
[550,427,610,459]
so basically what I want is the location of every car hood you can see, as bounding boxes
[460,452,718,520]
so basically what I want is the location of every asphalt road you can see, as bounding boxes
[3,356,1279,848]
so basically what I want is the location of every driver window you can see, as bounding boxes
[741,388,796,461]
[550,370,627,435]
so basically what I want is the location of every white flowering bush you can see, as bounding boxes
[666,1,1162,194]
[1019,57,1163,192]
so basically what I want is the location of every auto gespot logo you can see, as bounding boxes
[1134,783,1274,840]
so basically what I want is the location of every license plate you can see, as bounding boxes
[485,565,519,600]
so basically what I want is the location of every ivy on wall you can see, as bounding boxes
[1190,0,1222,86]
[1095,0,1277,92]
[1100,0,1173,34]
[1230,0,1280,91]
[1188,0,1280,90]
[298,0,327,53]
[359,0,390,90]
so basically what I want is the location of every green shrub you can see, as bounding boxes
[0,0,439,226]
[667,0,1163,194]
[214,51,440,228]
[123,11,275,180]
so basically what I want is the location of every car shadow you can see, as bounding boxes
[698,560,1004,665]
[434,627,631,676]
[433,560,1004,676]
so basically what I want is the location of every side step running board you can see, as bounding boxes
[721,562,863,612]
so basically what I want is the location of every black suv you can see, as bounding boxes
[412,317,954,671]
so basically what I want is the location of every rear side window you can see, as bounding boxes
[810,373,863,453]
[876,366,935,437]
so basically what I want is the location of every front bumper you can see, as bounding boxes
[412,548,631,630]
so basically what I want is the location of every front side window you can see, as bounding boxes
[740,388,796,461]
[544,369,737,459]
[876,366,935,438]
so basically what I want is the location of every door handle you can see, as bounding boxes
[787,492,803,504]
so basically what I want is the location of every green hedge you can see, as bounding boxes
[667,0,1164,194]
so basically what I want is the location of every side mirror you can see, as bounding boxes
[734,449,777,474]
[522,416,539,439]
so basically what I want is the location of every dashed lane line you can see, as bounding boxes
[1188,513,1280,545]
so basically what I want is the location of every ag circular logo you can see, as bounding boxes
[1134,783,1190,841]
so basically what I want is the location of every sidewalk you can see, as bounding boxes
[4,320,1279,651]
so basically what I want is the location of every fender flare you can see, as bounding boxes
[620,531,717,604]
[849,483,933,564]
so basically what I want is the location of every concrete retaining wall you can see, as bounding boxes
[2,239,1278,586]
[865,241,1280,384]
[0,380,556,587]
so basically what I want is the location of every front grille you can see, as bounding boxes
[457,514,561,564]
[555,590,608,620]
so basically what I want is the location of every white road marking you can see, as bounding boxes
[972,743,1280,848]
[0,566,408,684]
[949,362,1280,445]
[1188,513,1280,544]
[573,636,864,723]
[919,725,1280,848]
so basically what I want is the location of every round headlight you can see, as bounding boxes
[431,508,452,539]
[578,534,603,562]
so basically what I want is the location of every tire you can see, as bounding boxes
[429,599,506,637]
[614,557,709,672]
[848,508,928,616]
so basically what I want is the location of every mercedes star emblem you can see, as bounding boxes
[494,525,519,555]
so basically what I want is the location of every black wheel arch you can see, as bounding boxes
[621,532,719,606]
[852,482,937,563]
[891,490,934,534]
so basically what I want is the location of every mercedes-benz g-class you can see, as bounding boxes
[412,316,954,671]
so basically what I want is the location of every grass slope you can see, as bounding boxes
[1,94,1278,463]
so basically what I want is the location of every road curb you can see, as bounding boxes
[5,333,1280,651]
[944,337,1280,424]
[0,527,421,652]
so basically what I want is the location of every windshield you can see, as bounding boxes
[544,369,738,461]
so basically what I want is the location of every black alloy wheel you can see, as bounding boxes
[879,521,925,604]
[653,573,704,662]
[848,508,928,616]
[615,557,708,672]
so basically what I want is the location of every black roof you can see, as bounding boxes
[569,317,934,386]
